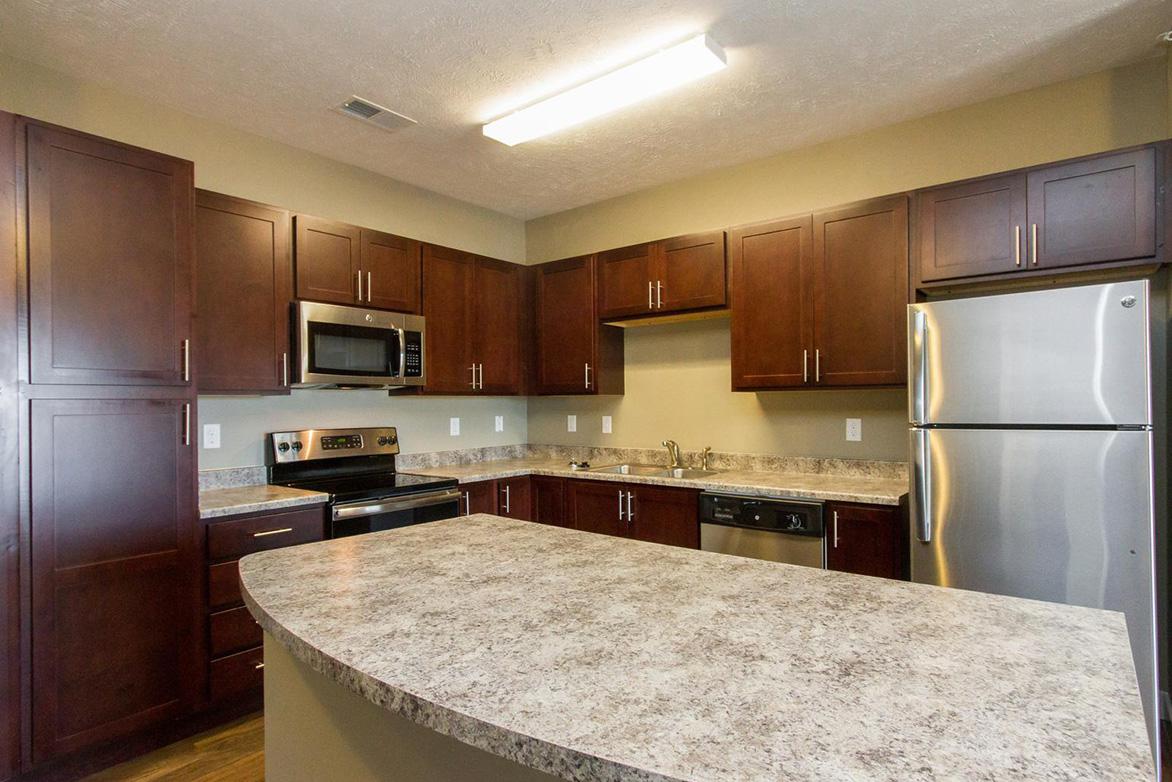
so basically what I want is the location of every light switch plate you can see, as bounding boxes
[494,415,504,433]
[567,415,577,433]
[450,417,460,436]
[602,415,612,434]
[846,418,862,442]
[202,423,221,449]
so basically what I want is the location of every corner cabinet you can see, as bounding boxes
[916,145,1161,287]
[293,214,421,312]
[195,191,291,394]
[534,255,624,395]
[731,195,908,390]
[596,230,726,319]
[457,478,531,520]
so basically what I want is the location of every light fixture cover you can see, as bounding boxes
[483,33,727,146]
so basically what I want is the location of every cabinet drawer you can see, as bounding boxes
[210,606,262,658]
[210,646,265,701]
[208,560,242,609]
[206,506,324,561]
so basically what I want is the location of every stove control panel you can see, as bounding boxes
[268,427,400,463]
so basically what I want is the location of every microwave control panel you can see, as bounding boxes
[403,331,423,378]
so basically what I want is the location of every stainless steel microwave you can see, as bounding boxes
[294,301,425,388]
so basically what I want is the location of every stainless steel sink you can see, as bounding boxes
[653,468,720,479]
[589,463,666,476]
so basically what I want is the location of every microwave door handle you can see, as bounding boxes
[397,327,406,378]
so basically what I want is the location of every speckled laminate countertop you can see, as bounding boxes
[408,457,907,505]
[199,484,328,519]
[240,515,1153,782]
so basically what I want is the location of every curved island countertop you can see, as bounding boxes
[240,514,1153,782]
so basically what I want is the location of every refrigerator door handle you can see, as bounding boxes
[912,429,932,543]
[911,309,929,425]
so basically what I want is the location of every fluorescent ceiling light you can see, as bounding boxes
[482,33,727,146]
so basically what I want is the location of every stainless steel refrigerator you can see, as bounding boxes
[908,279,1164,764]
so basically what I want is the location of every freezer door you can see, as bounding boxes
[908,280,1151,425]
[910,427,1157,748]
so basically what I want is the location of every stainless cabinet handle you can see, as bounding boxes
[814,349,821,383]
[477,363,483,390]
[648,280,654,309]
[502,484,511,513]
[618,490,625,521]
[282,352,288,386]
[626,491,634,522]
[182,339,190,382]
[1030,223,1038,266]
[584,362,592,389]
[469,365,478,389]
[833,510,840,548]
[357,269,363,301]
[656,280,663,309]
[464,491,471,516]
[254,662,265,671]
[182,403,191,446]
[367,271,372,303]
[1014,225,1021,267]
[803,349,808,383]
[253,527,293,538]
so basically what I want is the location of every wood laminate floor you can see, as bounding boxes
[82,714,263,782]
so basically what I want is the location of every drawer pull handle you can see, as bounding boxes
[252,527,293,538]
[253,662,265,670]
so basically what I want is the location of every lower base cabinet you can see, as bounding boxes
[566,479,699,549]
[824,501,907,580]
[530,476,568,527]
[459,477,532,520]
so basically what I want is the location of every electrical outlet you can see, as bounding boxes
[494,415,504,433]
[567,415,577,433]
[449,417,460,436]
[202,423,221,449]
[846,418,862,442]
[602,415,612,434]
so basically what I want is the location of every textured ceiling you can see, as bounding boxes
[1,0,1169,218]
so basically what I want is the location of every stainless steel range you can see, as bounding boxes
[267,426,460,538]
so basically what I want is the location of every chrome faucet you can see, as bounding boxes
[662,439,683,469]
[701,446,713,471]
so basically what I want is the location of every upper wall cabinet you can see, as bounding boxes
[25,121,194,386]
[596,230,726,319]
[293,215,421,312]
[533,255,623,395]
[916,146,1160,286]
[730,196,908,390]
[195,191,291,394]
[421,245,524,395]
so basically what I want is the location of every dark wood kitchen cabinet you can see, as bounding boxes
[824,502,907,580]
[460,480,499,516]
[596,231,726,319]
[731,196,908,390]
[29,398,200,762]
[25,120,194,386]
[566,480,628,537]
[566,480,698,548]
[496,476,532,520]
[530,476,568,527]
[196,190,291,394]
[421,245,524,395]
[534,255,624,395]
[294,214,421,312]
[916,145,1160,286]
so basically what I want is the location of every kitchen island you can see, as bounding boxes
[240,515,1153,781]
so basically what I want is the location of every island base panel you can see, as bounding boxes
[262,636,560,782]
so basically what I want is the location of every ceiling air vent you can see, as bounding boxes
[334,96,417,132]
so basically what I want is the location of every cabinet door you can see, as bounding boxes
[917,173,1027,282]
[825,502,906,580]
[565,480,627,537]
[195,191,291,394]
[360,229,421,313]
[1027,148,1157,270]
[535,256,596,394]
[596,242,656,318]
[812,196,908,387]
[729,216,813,389]
[657,230,726,313]
[30,398,198,761]
[629,486,699,548]
[421,244,475,393]
[472,257,522,394]
[530,476,567,527]
[497,476,531,521]
[293,215,360,305]
[26,122,194,386]
[460,480,498,516]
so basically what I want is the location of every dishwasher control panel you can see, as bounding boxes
[698,493,824,537]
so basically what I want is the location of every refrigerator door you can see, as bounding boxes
[908,280,1151,426]
[910,427,1158,750]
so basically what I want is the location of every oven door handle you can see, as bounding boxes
[332,488,461,520]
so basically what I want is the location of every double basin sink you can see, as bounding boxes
[589,463,719,480]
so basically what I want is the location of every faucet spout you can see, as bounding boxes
[661,439,683,469]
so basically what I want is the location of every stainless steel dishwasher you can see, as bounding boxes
[698,493,825,568]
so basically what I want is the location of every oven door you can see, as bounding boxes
[329,488,461,538]
[296,301,425,387]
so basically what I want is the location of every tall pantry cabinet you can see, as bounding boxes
[2,114,200,775]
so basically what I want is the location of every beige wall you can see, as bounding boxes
[526,57,1170,462]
